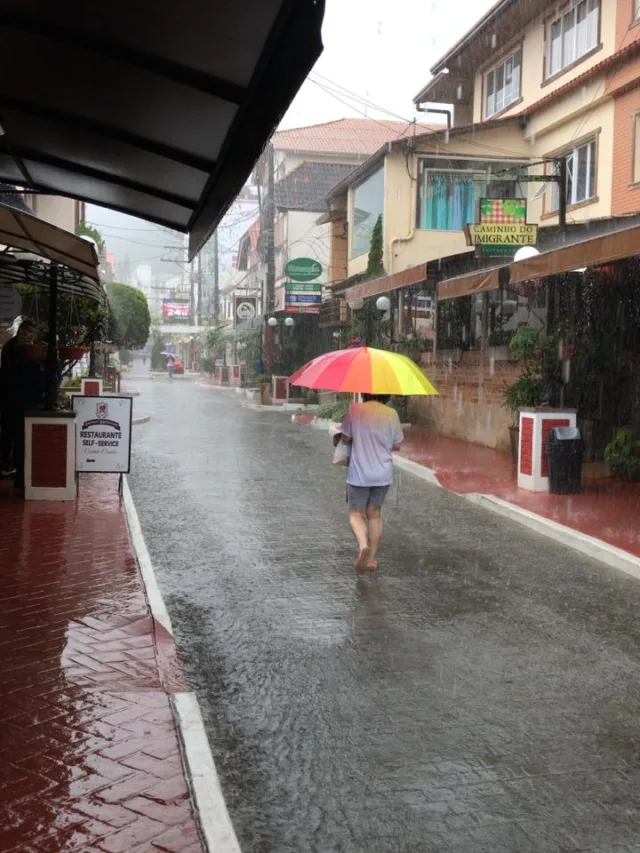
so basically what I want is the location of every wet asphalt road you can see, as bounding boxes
[128,377,640,853]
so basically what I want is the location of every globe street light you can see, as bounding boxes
[267,317,278,327]
[376,295,391,312]
[284,317,294,327]
[513,246,540,263]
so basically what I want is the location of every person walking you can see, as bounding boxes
[339,394,404,573]
[167,355,175,380]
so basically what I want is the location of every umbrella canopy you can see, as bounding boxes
[289,346,438,396]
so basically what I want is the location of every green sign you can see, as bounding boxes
[285,258,322,282]
[284,282,322,292]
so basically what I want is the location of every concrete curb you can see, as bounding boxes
[393,454,443,488]
[464,493,640,581]
[132,414,151,425]
[122,477,241,853]
[388,456,640,580]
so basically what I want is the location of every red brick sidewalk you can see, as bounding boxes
[0,477,204,853]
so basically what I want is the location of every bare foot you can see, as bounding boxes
[356,546,371,573]
[366,560,378,571]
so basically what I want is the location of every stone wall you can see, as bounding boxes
[410,349,520,452]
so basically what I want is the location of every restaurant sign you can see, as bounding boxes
[73,396,133,474]
[465,198,538,257]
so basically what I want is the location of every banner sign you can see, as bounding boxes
[162,298,191,318]
[72,396,133,473]
[284,280,321,314]
[234,295,258,327]
[465,199,538,257]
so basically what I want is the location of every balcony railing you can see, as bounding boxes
[319,298,350,328]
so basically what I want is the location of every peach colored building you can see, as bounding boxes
[324,0,640,452]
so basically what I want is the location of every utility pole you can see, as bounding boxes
[262,142,276,372]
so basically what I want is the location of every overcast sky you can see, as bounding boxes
[281,0,496,128]
[89,0,496,273]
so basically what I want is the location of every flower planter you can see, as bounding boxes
[608,460,640,482]
[59,346,89,362]
[22,344,47,360]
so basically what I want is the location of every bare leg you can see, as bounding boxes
[349,509,368,551]
[366,505,383,565]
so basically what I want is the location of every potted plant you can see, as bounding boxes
[604,428,640,481]
[59,345,89,362]
[501,326,545,464]
[22,342,48,360]
[256,374,272,405]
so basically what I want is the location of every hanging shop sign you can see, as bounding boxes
[234,296,258,327]
[284,258,323,282]
[284,282,322,314]
[162,298,191,318]
[0,285,21,326]
[465,198,538,257]
[73,396,133,474]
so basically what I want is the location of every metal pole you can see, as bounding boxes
[212,229,219,321]
[264,143,276,372]
[45,263,58,410]
[558,156,568,242]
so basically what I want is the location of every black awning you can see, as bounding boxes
[0,0,325,259]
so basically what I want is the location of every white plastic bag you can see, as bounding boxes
[332,438,351,467]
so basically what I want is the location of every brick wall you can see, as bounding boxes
[611,74,640,216]
[616,0,640,48]
[409,350,520,452]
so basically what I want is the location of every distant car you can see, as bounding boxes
[172,359,184,375]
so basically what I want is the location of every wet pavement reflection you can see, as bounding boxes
[129,380,640,853]
[0,478,202,853]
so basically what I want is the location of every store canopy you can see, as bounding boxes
[509,224,640,283]
[437,266,505,301]
[0,205,101,300]
[0,1,325,259]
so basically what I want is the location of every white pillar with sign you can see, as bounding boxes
[518,407,577,491]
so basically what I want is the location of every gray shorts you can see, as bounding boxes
[347,484,390,511]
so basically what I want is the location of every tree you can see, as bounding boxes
[105,281,151,350]
[348,216,389,347]
[75,222,105,254]
[365,215,384,278]
[204,326,225,355]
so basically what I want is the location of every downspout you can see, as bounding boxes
[415,105,452,129]
[389,139,420,274]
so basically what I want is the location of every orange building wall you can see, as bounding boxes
[612,69,640,215]
[616,0,640,48]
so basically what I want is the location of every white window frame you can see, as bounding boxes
[548,139,597,211]
[635,0,640,21]
[547,0,600,78]
[485,48,522,119]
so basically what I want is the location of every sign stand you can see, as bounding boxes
[72,395,133,492]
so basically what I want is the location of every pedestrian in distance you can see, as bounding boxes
[339,393,404,573]
[167,355,175,380]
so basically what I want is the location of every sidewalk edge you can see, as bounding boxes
[465,493,640,581]
[122,477,172,634]
[172,693,243,853]
[393,454,443,488]
[122,477,243,853]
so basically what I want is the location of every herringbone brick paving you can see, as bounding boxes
[0,477,204,853]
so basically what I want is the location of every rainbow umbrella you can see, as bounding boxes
[289,346,438,396]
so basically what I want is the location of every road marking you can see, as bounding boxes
[122,476,243,853]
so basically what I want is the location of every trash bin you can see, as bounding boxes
[547,426,583,494]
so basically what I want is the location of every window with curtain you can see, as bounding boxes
[547,0,599,78]
[350,167,384,258]
[416,159,524,231]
